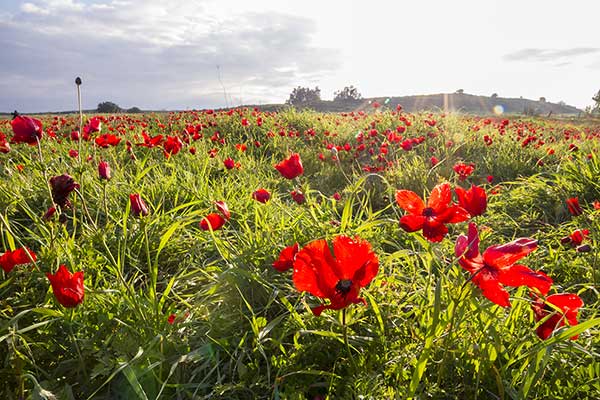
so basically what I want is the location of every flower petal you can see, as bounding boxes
[428,182,451,212]
[472,268,511,307]
[331,236,378,287]
[399,215,425,232]
[483,238,537,269]
[395,190,424,215]
[498,264,553,295]
[422,219,448,242]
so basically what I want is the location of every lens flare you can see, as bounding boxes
[493,105,504,115]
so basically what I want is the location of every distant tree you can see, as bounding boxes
[127,107,142,113]
[558,101,567,106]
[333,86,362,102]
[456,89,464,94]
[286,86,321,107]
[97,101,121,113]
[539,97,546,103]
[593,89,600,113]
[491,93,498,99]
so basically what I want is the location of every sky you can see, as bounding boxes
[0,0,599,112]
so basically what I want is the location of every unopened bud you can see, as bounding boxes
[75,77,82,85]
[576,244,592,253]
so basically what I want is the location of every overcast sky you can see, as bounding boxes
[1,0,599,112]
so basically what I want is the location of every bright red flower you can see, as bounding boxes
[46,265,84,308]
[84,117,102,136]
[167,314,176,325]
[200,213,226,231]
[68,149,78,158]
[532,293,583,340]
[0,134,10,153]
[396,182,469,242]
[275,153,304,179]
[291,190,306,205]
[562,229,589,247]
[0,247,36,273]
[163,135,183,158]
[11,115,43,145]
[214,201,230,220]
[453,162,475,181]
[332,192,342,201]
[98,160,111,180]
[273,243,299,272]
[223,157,237,170]
[455,223,552,307]
[95,133,121,148]
[292,235,378,316]
[253,188,271,203]
[50,174,80,208]
[593,200,600,210]
[455,184,487,217]
[566,197,583,216]
[129,193,149,217]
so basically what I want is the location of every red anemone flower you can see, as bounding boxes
[11,114,43,145]
[214,201,230,220]
[46,265,84,308]
[453,162,475,181]
[200,213,226,231]
[566,197,583,216]
[291,190,306,205]
[253,188,271,203]
[50,174,80,208]
[98,160,111,180]
[275,153,304,179]
[562,229,589,247]
[95,133,121,148]
[532,293,583,340]
[163,135,183,158]
[273,243,299,272]
[455,223,552,307]
[396,182,469,242]
[455,184,487,217]
[129,193,149,217]
[0,247,37,273]
[293,235,378,316]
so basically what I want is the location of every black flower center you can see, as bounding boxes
[335,279,353,295]
[423,207,435,217]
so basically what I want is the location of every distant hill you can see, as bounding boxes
[255,92,583,115]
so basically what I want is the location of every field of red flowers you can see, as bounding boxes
[1,106,599,399]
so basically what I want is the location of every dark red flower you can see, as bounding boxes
[200,213,226,231]
[275,153,304,179]
[396,182,469,242]
[11,115,43,145]
[46,265,84,308]
[455,184,487,217]
[566,197,583,216]
[455,222,552,307]
[98,160,111,180]
[223,157,239,170]
[0,134,10,153]
[50,174,80,208]
[273,243,299,272]
[332,192,341,201]
[167,314,176,325]
[293,235,378,315]
[68,149,78,158]
[453,162,475,181]
[84,117,102,136]
[0,247,36,273]
[291,190,306,205]
[569,229,589,246]
[532,293,583,340]
[253,188,271,203]
[129,193,149,217]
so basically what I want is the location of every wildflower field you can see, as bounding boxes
[1,106,599,399]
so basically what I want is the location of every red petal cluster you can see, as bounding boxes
[46,265,84,308]
[532,293,583,340]
[275,153,304,179]
[0,247,37,273]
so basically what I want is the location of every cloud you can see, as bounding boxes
[0,0,340,112]
[503,47,600,62]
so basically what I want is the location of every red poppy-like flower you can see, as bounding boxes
[0,134,10,153]
[223,157,240,169]
[167,314,176,325]
[11,115,43,145]
[84,117,102,136]
[455,184,487,217]
[46,265,84,308]
[593,200,600,210]
[561,229,589,247]
[293,235,378,316]
[253,188,271,203]
[291,190,306,205]
[332,192,341,201]
[396,182,469,242]
[273,243,299,272]
[129,193,149,217]
[50,174,80,208]
[200,213,226,231]
[214,201,230,220]
[455,222,552,307]
[532,293,583,340]
[95,133,121,148]
[453,162,475,181]
[68,149,78,158]
[0,247,36,273]
[566,197,583,216]
[98,160,111,180]
[163,135,183,158]
[275,153,304,179]
[430,156,439,167]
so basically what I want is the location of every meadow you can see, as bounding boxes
[0,106,599,399]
